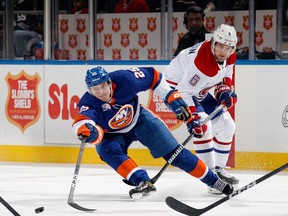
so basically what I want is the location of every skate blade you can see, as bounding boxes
[131,191,156,201]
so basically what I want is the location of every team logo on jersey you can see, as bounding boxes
[102,103,111,111]
[190,74,200,86]
[198,86,213,99]
[109,105,134,129]
[79,105,89,113]
[282,105,288,127]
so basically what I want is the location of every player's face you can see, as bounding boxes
[90,82,112,101]
[213,42,234,62]
[186,12,203,33]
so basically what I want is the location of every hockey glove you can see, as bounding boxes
[215,78,237,109]
[77,123,104,145]
[217,90,237,109]
[164,89,191,121]
[186,106,207,138]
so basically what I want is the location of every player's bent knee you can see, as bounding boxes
[97,141,126,163]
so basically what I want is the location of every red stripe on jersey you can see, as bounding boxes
[194,139,212,144]
[188,159,207,178]
[73,113,89,125]
[116,158,138,178]
[166,79,178,86]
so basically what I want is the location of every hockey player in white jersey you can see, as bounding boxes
[164,24,239,194]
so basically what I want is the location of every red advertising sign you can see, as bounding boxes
[5,71,41,133]
[146,90,182,130]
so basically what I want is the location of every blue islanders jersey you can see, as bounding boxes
[72,67,169,133]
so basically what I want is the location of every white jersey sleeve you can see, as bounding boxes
[164,41,236,106]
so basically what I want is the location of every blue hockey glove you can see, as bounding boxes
[77,123,104,145]
[215,78,237,109]
[164,89,191,121]
[217,90,237,109]
[186,106,207,138]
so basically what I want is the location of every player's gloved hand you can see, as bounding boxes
[77,123,104,145]
[164,89,191,121]
[186,106,207,138]
[215,78,237,109]
[216,90,237,109]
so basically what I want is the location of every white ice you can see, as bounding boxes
[0,162,287,216]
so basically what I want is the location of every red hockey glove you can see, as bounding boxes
[164,89,191,121]
[77,123,104,145]
[186,106,207,138]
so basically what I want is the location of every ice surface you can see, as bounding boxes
[0,163,287,216]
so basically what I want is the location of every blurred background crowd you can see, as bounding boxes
[0,0,287,60]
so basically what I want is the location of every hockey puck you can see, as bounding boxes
[35,206,44,213]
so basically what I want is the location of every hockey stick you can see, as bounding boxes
[123,104,224,186]
[166,162,288,216]
[67,140,96,212]
[0,196,21,216]
[150,104,225,184]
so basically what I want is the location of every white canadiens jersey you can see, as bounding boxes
[164,40,236,106]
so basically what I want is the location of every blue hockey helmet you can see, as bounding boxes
[85,66,110,88]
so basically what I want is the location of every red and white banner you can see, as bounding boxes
[58,10,276,60]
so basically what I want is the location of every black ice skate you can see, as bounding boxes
[129,181,156,200]
[215,166,239,185]
[210,178,234,195]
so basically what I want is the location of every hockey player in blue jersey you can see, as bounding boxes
[72,66,233,199]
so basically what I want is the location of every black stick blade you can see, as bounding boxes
[68,201,96,212]
[166,196,203,216]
